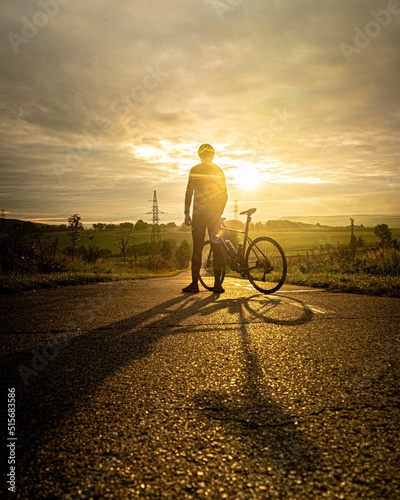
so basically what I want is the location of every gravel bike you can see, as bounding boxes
[199,208,287,294]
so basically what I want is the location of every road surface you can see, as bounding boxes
[1,273,399,499]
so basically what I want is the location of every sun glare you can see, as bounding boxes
[228,161,265,191]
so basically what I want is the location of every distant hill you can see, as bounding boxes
[264,219,325,230]
[0,219,66,233]
[278,214,400,228]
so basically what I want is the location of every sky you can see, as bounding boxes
[1,0,399,225]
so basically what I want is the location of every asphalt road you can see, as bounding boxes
[1,273,399,499]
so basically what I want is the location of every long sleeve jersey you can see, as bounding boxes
[184,161,228,217]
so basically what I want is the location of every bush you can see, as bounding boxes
[353,248,400,277]
[0,228,69,274]
[145,254,173,271]
[174,240,191,268]
[295,245,400,278]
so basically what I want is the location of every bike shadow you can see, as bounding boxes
[0,288,316,495]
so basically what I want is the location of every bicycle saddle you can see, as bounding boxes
[239,208,257,216]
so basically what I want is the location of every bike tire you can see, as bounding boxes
[245,236,287,294]
[198,240,226,291]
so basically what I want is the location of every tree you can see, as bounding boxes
[67,214,83,261]
[116,229,133,266]
[224,219,245,231]
[374,224,393,248]
[135,219,149,231]
[160,239,175,260]
[86,230,100,264]
[174,240,191,268]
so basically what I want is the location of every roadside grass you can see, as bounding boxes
[0,264,186,295]
[223,268,400,297]
[224,246,400,297]
[2,262,399,297]
[2,225,399,297]
[285,246,400,297]
[285,271,400,297]
[0,246,190,295]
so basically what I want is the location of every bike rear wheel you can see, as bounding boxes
[198,240,226,291]
[245,236,287,294]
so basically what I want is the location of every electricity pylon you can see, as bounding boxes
[147,190,165,244]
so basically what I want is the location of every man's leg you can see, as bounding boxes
[182,215,206,293]
[208,217,224,292]
[191,216,206,282]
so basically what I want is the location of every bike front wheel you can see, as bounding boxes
[245,236,287,294]
[198,240,226,291]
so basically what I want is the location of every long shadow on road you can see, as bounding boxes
[193,294,316,478]
[0,289,316,495]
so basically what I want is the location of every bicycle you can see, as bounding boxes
[199,208,287,294]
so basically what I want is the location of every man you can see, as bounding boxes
[182,144,228,293]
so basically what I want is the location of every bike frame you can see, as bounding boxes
[220,209,256,269]
[199,207,287,294]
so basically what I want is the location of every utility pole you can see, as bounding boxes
[350,217,357,254]
[147,190,165,244]
[1,209,5,219]
[233,200,239,220]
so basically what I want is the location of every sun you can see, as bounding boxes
[229,161,264,190]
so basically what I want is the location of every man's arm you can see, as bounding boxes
[184,172,194,225]
[220,172,228,215]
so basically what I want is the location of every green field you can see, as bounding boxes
[43,230,191,254]
[250,228,400,256]
[44,226,400,257]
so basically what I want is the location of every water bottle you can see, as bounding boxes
[236,244,244,263]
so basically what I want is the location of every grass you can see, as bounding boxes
[285,271,400,297]
[223,268,400,298]
[44,229,192,253]
[43,226,400,255]
[2,225,400,297]
[283,245,400,297]
[2,262,399,297]
[223,245,400,297]
[0,266,186,295]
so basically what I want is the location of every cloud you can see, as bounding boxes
[1,0,399,223]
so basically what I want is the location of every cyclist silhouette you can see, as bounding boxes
[182,144,228,294]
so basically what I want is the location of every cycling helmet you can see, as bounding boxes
[198,143,215,158]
